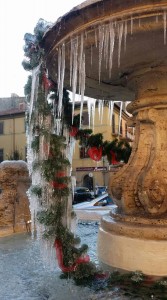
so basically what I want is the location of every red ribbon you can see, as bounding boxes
[87,147,102,161]
[69,126,78,137]
[54,239,90,272]
[42,72,53,90]
[110,150,119,165]
[51,182,67,189]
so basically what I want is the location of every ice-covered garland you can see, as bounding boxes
[22,18,107,285]
[22,17,167,294]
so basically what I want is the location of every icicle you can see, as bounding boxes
[71,37,78,124]
[163,11,167,45]
[58,43,65,118]
[118,101,123,135]
[29,65,40,124]
[91,44,93,66]
[98,24,105,82]
[138,18,141,27]
[79,53,85,127]
[67,137,76,164]
[57,47,61,92]
[98,99,103,120]
[87,98,91,128]
[100,99,104,124]
[124,20,127,51]
[87,98,96,129]
[118,22,124,67]
[125,101,132,116]
[95,28,98,48]
[108,101,114,126]
[156,15,159,23]
[109,22,115,78]
[70,38,73,87]
[131,16,133,34]
[54,118,61,135]
[78,33,84,95]
[104,24,109,69]
[91,99,96,130]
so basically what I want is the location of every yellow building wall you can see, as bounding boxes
[0,115,26,161]
[72,104,131,189]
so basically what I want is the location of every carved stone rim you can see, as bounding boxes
[110,206,167,225]
[101,213,167,240]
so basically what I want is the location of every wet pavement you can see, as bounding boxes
[0,222,160,300]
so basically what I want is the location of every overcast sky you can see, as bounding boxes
[0,0,83,98]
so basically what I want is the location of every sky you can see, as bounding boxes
[0,0,83,98]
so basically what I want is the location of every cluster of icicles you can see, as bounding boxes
[26,9,167,267]
[56,10,167,128]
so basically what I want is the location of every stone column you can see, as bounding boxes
[97,66,167,276]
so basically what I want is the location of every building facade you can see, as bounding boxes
[0,95,26,162]
[71,101,134,191]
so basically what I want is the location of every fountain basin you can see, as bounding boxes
[41,0,167,276]
[97,208,167,276]
[42,0,167,101]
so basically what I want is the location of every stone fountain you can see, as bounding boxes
[42,0,167,276]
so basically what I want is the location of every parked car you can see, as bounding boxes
[73,187,94,204]
[94,186,107,197]
[73,193,116,221]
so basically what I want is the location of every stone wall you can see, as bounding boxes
[0,160,31,236]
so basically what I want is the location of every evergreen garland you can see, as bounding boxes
[22,18,167,296]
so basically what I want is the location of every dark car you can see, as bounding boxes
[73,187,94,204]
[94,186,107,197]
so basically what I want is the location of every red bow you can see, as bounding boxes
[110,150,119,164]
[69,126,78,137]
[87,147,102,161]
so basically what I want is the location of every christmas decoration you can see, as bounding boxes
[103,138,132,164]
[110,150,119,165]
[87,146,102,161]
[22,19,167,295]
[69,126,78,137]
[54,239,90,272]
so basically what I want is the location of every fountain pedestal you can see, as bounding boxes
[98,212,167,276]
[98,67,167,276]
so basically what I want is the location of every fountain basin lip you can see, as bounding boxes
[42,0,167,53]
[41,0,167,101]
[101,213,167,240]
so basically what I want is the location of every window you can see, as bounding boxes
[80,147,89,159]
[0,122,4,134]
[82,111,89,125]
[0,149,4,162]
